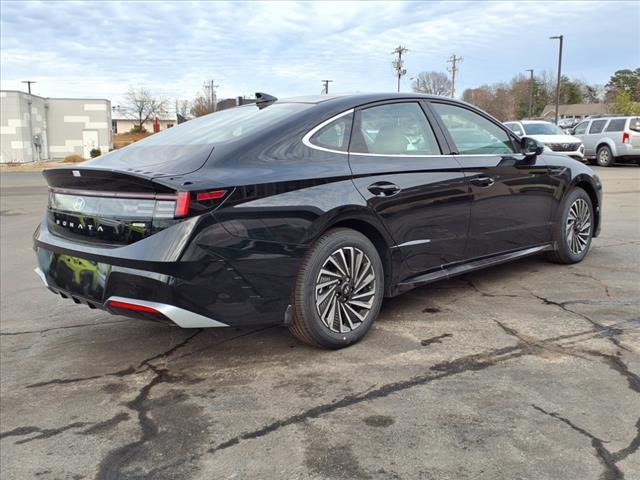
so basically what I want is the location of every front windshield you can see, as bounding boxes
[523,122,564,135]
[133,103,310,146]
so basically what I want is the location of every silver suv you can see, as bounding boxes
[571,116,640,167]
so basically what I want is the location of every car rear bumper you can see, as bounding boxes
[33,214,306,328]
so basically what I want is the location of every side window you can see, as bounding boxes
[432,103,515,155]
[573,121,589,135]
[508,123,525,136]
[350,103,441,155]
[308,113,353,152]
[605,119,626,132]
[589,120,606,134]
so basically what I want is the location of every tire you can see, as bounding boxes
[596,145,614,167]
[546,188,594,264]
[289,228,384,349]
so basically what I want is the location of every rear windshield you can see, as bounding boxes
[629,117,640,132]
[135,103,310,146]
[522,123,564,135]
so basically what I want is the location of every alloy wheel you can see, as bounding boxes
[598,148,610,165]
[315,246,376,333]
[565,198,592,255]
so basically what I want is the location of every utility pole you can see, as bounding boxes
[447,54,463,98]
[549,35,563,125]
[203,80,219,112]
[21,80,36,95]
[526,69,534,118]
[391,45,408,93]
[321,79,333,94]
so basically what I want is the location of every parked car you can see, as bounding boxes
[504,120,585,161]
[570,115,640,166]
[557,117,580,134]
[34,93,602,349]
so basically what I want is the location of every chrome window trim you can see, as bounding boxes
[349,152,445,158]
[302,109,354,155]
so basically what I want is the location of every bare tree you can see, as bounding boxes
[191,82,218,117]
[411,71,452,96]
[177,99,191,118]
[125,87,167,132]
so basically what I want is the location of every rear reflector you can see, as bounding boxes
[174,191,191,218]
[107,300,159,313]
[196,190,226,201]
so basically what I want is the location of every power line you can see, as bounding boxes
[391,45,408,93]
[321,79,333,94]
[447,54,463,98]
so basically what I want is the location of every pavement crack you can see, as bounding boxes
[493,320,590,360]
[525,289,632,353]
[462,277,524,298]
[208,343,532,455]
[0,422,91,445]
[420,333,452,347]
[532,404,624,480]
[0,319,128,336]
[26,367,136,389]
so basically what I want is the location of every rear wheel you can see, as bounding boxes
[547,188,594,264]
[289,228,384,349]
[596,145,614,167]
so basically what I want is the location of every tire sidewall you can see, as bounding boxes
[596,145,613,167]
[297,229,384,348]
[555,188,594,263]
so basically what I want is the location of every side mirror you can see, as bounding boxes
[521,137,545,157]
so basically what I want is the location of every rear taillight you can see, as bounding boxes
[196,190,226,201]
[107,300,159,313]
[174,192,191,218]
[622,132,630,144]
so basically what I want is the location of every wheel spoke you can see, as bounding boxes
[316,278,339,291]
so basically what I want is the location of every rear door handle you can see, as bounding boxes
[470,175,495,187]
[367,181,401,196]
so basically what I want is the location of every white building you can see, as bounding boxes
[111,109,176,134]
[0,90,112,163]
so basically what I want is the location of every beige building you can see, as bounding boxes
[541,103,609,121]
[111,110,176,134]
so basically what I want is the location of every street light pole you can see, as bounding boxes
[549,35,563,125]
[526,69,534,118]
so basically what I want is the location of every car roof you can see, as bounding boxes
[520,120,554,124]
[276,92,454,107]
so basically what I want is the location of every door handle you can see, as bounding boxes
[470,175,495,187]
[367,182,401,196]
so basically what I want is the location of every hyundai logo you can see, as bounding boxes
[72,197,86,211]
[562,143,569,149]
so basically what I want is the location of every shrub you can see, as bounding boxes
[63,154,84,163]
[130,125,147,134]
[89,148,102,158]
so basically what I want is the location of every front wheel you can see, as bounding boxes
[289,228,384,349]
[547,188,594,264]
[596,145,614,167]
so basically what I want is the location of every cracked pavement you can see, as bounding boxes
[1,167,639,480]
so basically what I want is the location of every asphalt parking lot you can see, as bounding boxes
[1,166,639,480]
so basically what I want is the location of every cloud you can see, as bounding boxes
[0,0,637,104]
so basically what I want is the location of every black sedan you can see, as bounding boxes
[34,93,602,348]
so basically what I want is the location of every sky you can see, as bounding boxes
[1,0,638,107]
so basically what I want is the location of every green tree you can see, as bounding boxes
[558,76,583,104]
[605,68,640,102]
[612,90,640,115]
